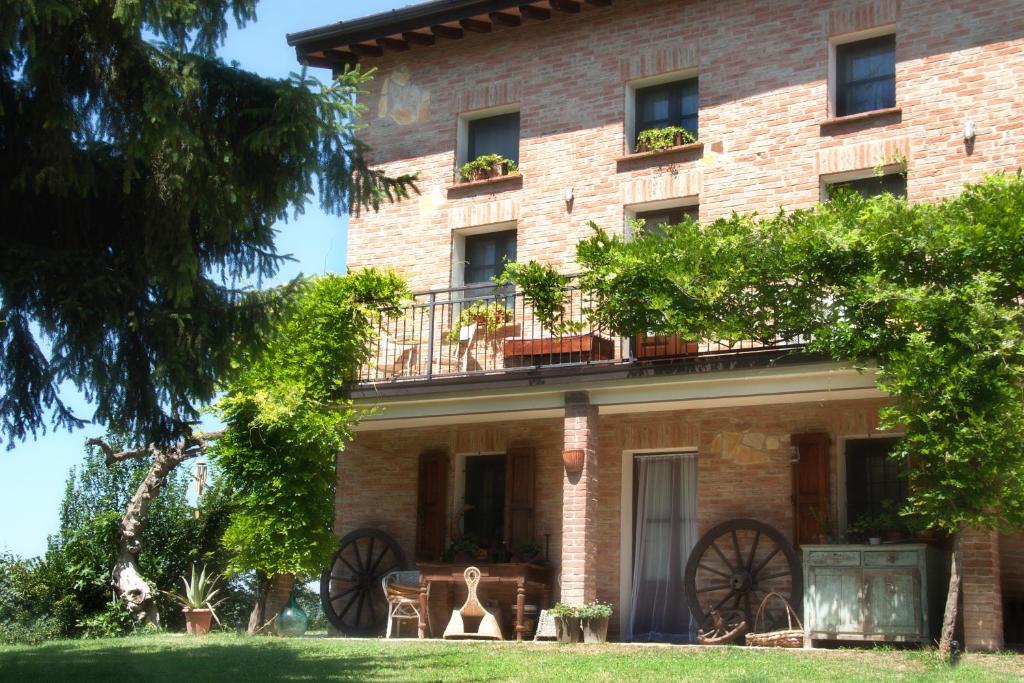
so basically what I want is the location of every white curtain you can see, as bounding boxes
[627,453,698,643]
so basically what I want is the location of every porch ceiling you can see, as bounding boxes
[352,361,884,431]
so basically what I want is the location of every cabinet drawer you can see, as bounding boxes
[806,550,861,566]
[864,551,919,567]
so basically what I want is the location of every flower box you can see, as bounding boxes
[503,334,615,368]
[634,335,699,361]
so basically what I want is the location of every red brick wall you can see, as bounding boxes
[962,529,1003,651]
[560,392,599,605]
[343,0,1024,292]
[1001,532,1024,598]
[337,397,890,637]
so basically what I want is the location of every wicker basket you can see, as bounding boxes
[744,592,804,648]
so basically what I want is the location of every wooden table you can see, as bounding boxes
[417,562,552,641]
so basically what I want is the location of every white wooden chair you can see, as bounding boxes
[382,570,427,638]
[377,333,419,378]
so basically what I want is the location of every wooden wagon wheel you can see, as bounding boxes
[697,608,747,645]
[684,519,802,634]
[320,528,407,636]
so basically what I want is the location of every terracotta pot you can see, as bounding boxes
[562,449,585,474]
[554,616,582,643]
[183,608,213,634]
[472,167,488,181]
[583,617,609,643]
[490,161,505,177]
[635,141,649,153]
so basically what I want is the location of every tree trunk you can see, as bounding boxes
[248,572,271,634]
[88,432,220,626]
[939,531,963,655]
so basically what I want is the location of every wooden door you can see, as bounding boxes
[416,450,448,562]
[791,433,830,547]
[505,446,536,550]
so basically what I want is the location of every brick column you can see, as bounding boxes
[560,392,599,606]
[962,528,1004,651]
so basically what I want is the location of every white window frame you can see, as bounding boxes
[624,68,699,155]
[819,166,905,202]
[828,25,897,118]
[456,103,521,169]
[623,197,699,239]
[836,433,905,534]
[450,221,518,293]
[618,447,699,640]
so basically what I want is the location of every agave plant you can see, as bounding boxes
[168,564,227,624]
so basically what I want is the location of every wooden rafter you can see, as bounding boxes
[489,11,521,27]
[349,43,384,57]
[549,0,582,13]
[431,24,465,40]
[460,18,493,33]
[377,37,410,52]
[518,5,551,21]
[403,31,436,46]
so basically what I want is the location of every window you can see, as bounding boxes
[634,78,699,145]
[635,206,699,233]
[844,437,907,529]
[835,34,896,117]
[462,229,516,299]
[827,173,906,199]
[463,454,506,547]
[466,111,520,164]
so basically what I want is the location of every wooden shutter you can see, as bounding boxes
[791,433,831,547]
[416,450,448,562]
[505,446,536,550]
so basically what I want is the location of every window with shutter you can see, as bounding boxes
[505,446,536,552]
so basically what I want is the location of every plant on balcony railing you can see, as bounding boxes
[445,301,514,343]
[495,261,584,337]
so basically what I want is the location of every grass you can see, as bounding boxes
[1,634,1023,682]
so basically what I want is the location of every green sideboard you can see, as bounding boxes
[802,544,946,645]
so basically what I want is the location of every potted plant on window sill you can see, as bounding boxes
[578,601,613,643]
[549,603,582,643]
[634,125,697,153]
[458,153,519,183]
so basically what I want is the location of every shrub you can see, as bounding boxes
[636,126,696,151]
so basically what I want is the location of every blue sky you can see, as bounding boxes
[0,0,404,558]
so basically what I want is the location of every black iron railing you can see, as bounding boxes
[358,281,804,385]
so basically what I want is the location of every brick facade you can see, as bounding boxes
[344,0,1024,293]
[337,397,892,637]
[961,529,1003,651]
[321,0,1024,647]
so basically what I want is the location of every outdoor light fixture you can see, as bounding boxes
[964,119,976,142]
[564,186,574,204]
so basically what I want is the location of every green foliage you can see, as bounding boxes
[547,602,579,619]
[574,172,1024,533]
[496,261,584,336]
[169,565,226,615]
[847,500,918,539]
[76,599,138,640]
[211,270,409,578]
[0,553,81,644]
[445,301,514,343]
[577,601,613,620]
[459,154,518,181]
[0,2,417,448]
[636,126,697,151]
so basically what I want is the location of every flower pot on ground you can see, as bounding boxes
[166,564,226,635]
[578,601,613,643]
[183,608,213,634]
[549,603,581,643]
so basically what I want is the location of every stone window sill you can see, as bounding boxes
[820,107,902,129]
[447,173,522,195]
[615,141,704,163]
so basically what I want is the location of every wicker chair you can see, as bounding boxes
[382,570,428,638]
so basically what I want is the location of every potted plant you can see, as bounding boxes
[848,501,917,544]
[446,301,514,343]
[167,564,226,635]
[458,153,519,182]
[578,601,613,643]
[635,125,697,153]
[442,535,482,563]
[548,602,582,643]
[512,542,543,564]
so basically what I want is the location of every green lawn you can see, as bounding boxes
[1,634,1022,682]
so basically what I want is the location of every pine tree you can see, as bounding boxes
[0,1,416,447]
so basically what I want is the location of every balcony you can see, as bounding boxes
[357,280,807,388]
